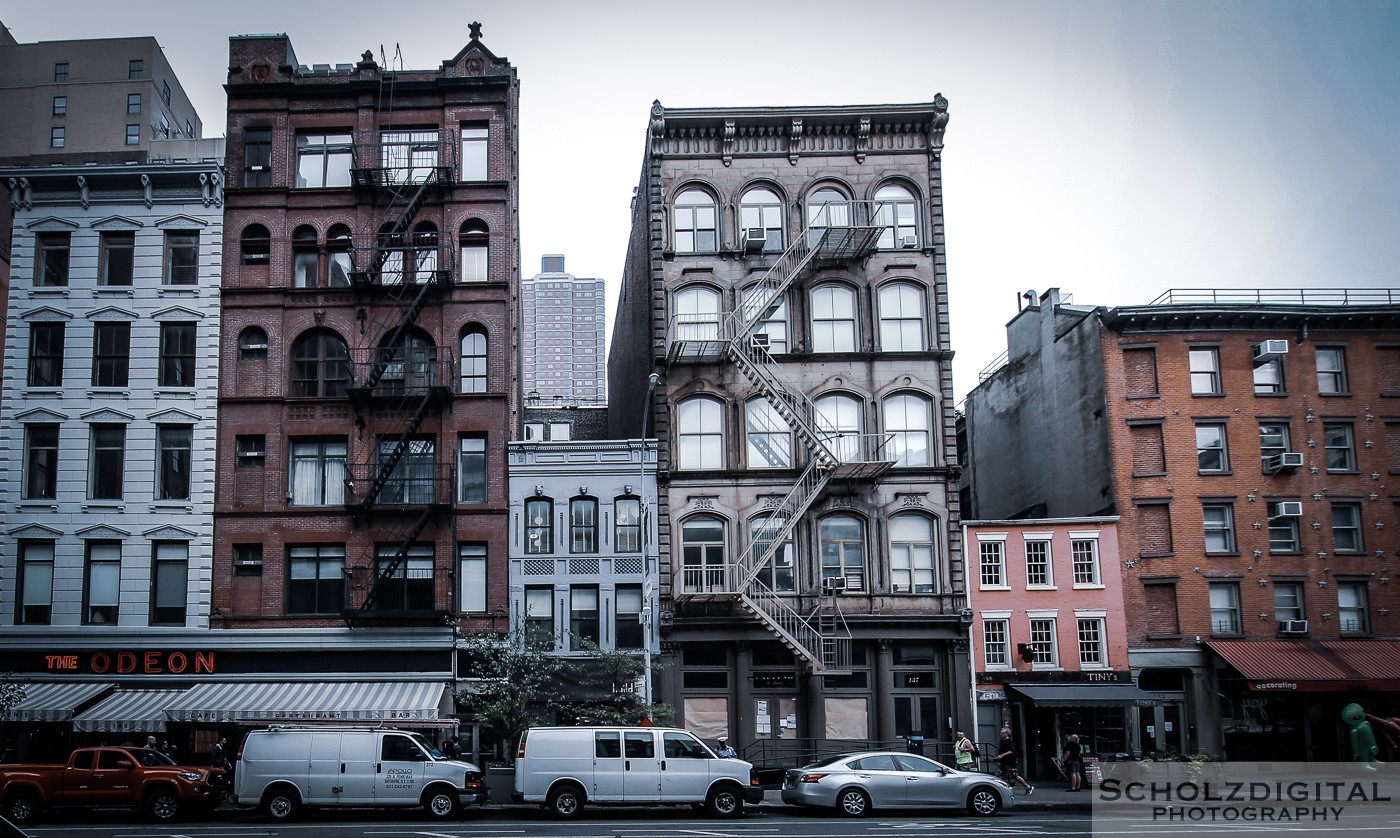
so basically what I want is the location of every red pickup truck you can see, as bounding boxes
[0,746,226,825]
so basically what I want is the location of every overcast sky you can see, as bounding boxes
[6,1,1398,401]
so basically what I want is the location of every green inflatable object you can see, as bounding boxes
[1342,703,1382,767]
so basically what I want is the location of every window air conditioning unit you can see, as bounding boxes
[892,583,911,593]
[1252,339,1289,365]
[1265,452,1305,473]
[821,576,848,593]
[899,235,918,249]
[1271,501,1304,518]
[1279,619,1309,635]
[750,332,770,350]
[742,228,767,253]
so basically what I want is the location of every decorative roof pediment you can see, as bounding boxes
[80,407,135,424]
[24,216,80,231]
[440,25,511,78]
[143,524,198,541]
[86,305,138,321]
[8,523,64,539]
[154,213,209,229]
[146,407,202,423]
[152,305,205,321]
[77,523,132,540]
[91,215,144,230]
[21,305,74,322]
[15,407,69,423]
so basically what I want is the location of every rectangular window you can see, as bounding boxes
[99,231,135,286]
[1028,618,1058,666]
[18,542,55,625]
[1266,501,1301,552]
[1203,503,1236,553]
[85,541,121,624]
[1338,582,1369,634]
[27,323,65,387]
[457,435,486,503]
[982,619,1009,668]
[1324,423,1356,471]
[51,126,65,148]
[54,62,68,82]
[52,96,67,116]
[128,59,143,79]
[161,80,171,105]
[156,425,193,500]
[158,322,196,386]
[92,322,131,387]
[525,498,553,554]
[1071,538,1101,585]
[24,424,59,500]
[243,128,272,187]
[615,497,641,553]
[1253,358,1284,394]
[1025,540,1052,587]
[1258,422,1290,469]
[615,585,644,649]
[460,125,488,180]
[1077,618,1106,666]
[569,586,600,649]
[525,586,554,649]
[127,93,141,115]
[233,543,264,577]
[458,543,486,612]
[151,542,188,625]
[377,437,435,504]
[89,424,125,500]
[1331,502,1364,553]
[164,231,199,285]
[570,498,598,553]
[1195,423,1229,473]
[1188,348,1221,395]
[289,439,347,506]
[35,232,71,287]
[550,422,572,441]
[296,132,353,188]
[235,435,266,468]
[1273,581,1304,624]
[125,124,140,145]
[1209,582,1241,634]
[375,543,434,611]
[979,540,1005,587]
[287,544,346,614]
[1316,347,1348,394]
[380,129,440,184]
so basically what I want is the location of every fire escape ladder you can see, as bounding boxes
[359,390,433,510]
[357,505,435,612]
[734,460,830,592]
[738,582,852,674]
[363,277,437,392]
[366,180,431,278]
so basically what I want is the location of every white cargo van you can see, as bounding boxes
[233,726,487,821]
[512,726,762,819]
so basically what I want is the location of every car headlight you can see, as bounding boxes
[179,771,204,782]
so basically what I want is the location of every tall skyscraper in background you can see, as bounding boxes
[521,254,606,408]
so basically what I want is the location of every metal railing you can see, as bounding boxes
[1148,288,1400,306]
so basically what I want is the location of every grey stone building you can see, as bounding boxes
[607,99,971,758]
[521,255,606,407]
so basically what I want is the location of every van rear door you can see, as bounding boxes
[622,730,660,800]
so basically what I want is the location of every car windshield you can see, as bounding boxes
[410,733,446,760]
[132,749,176,767]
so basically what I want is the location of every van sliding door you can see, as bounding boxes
[622,730,660,799]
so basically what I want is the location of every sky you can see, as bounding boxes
[5,0,1398,402]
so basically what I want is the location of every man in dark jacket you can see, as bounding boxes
[993,728,1033,794]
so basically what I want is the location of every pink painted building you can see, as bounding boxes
[964,517,1157,780]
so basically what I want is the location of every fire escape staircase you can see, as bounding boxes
[667,205,891,672]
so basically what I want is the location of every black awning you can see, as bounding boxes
[1007,683,1162,708]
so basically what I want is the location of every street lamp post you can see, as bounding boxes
[640,373,660,707]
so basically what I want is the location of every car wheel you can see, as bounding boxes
[705,784,743,818]
[424,786,460,819]
[547,784,584,820]
[145,789,181,822]
[837,787,871,817]
[5,790,41,825]
[261,786,300,822]
[967,786,1002,816]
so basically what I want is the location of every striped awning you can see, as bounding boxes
[73,689,189,733]
[165,681,451,724]
[0,682,113,722]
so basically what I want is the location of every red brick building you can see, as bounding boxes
[964,288,1400,762]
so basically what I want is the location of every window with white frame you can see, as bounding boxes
[525,498,554,554]
[739,186,784,253]
[1209,582,1241,634]
[525,586,554,648]
[1338,582,1369,634]
[1253,357,1284,394]
[289,438,347,506]
[806,186,850,245]
[18,542,55,625]
[811,285,857,353]
[883,392,932,466]
[889,513,936,593]
[1273,581,1304,624]
[458,543,487,612]
[673,188,717,253]
[1028,617,1058,665]
[1071,537,1101,585]
[682,515,726,593]
[1195,423,1229,473]
[570,497,598,553]
[746,397,792,469]
[750,514,795,593]
[1266,501,1301,551]
[151,542,188,625]
[677,396,724,470]
[873,183,918,249]
[1316,347,1348,394]
[1077,617,1107,666]
[878,282,926,351]
[819,514,866,591]
[978,537,1006,588]
[460,124,488,180]
[1203,503,1236,553]
[673,286,721,342]
[459,220,489,281]
[1025,538,1052,587]
[815,393,861,463]
[296,132,353,188]
[615,497,641,554]
[982,618,1010,668]
[459,327,487,393]
[1258,422,1290,469]
[743,286,788,353]
[1189,348,1222,395]
[85,541,121,624]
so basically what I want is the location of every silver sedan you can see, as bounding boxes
[781,751,1015,817]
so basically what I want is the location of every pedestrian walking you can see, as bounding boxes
[445,735,462,759]
[1062,734,1083,791]
[954,730,976,769]
[211,737,230,771]
[994,728,1033,794]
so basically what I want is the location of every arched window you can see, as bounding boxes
[811,285,857,353]
[238,326,269,361]
[459,219,489,282]
[742,284,787,353]
[739,186,783,253]
[673,188,717,253]
[292,224,319,288]
[570,496,599,553]
[806,185,851,245]
[411,221,439,283]
[327,224,353,286]
[376,328,434,395]
[289,328,350,397]
[525,497,553,554]
[889,513,936,593]
[460,327,487,393]
[878,282,926,352]
[819,513,865,591]
[676,396,724,470]
[682,515,726,593]
[673,285,721,342]
[240,224,270,265]
[745,397,791,469]
[750,513,795,593]
[873,183,919,249]
[884,392,933,466]
[815,392,862,463]
[377,222,406,285]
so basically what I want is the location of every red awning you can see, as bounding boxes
[1208,639,1400,692]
